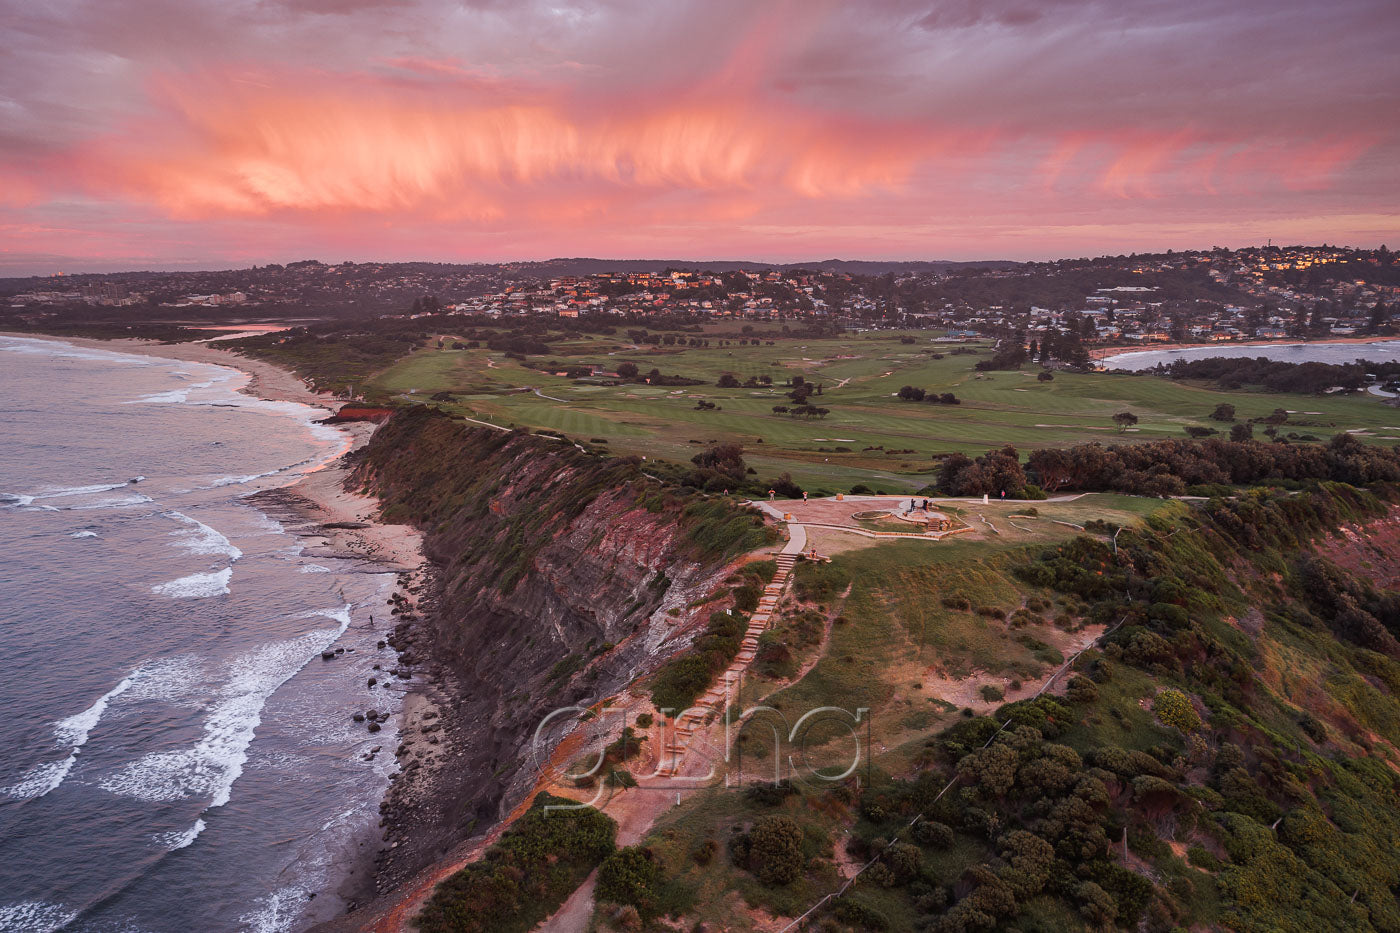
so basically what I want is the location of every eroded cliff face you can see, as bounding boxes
[344,407,765,896]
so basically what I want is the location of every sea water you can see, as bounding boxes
[0,336,400,932]
[1100,339,1400,371]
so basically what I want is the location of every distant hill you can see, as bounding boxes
[501,258,1021,277]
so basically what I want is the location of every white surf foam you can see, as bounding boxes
[122,656,205,702]
[0,492,35,507]
[3,758,77,801]
[208,467,286,488]
[32,481,134,500]
[100,607,353,809]
[153,818,206,850]
[131,387,193,404]
[65,493,153,510]
[299,565,331,573]
[0,336,152,366]
[129,374,234,405]
[165,511,242,561]
[240,886,304,933]
[3,672,136,800]
[69,530,99,538]
[0,901,79,932]
[152,568,232,599]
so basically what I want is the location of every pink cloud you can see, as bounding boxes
[0,0,1395,271]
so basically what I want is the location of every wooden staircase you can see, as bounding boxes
[656,552,799,777]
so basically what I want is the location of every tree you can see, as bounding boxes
[1210,403,1236,422]
[1112,411,1139,433]
[771,473,804,498]
[616,362,639,379]
[1369,301,1391,334]
[1230,422,1253,442]
[716,373,740,388]
[897,385,926,401]
[1027,448,1074,492]
[748,815,804,886]
[1037,371,1054,382]
[596,846,663,917]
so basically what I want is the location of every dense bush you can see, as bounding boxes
[1025,433,1400,496]
[650,610,747,713]
[1153,689,1202,733]
[793,561,852,604]
[748,815,806,886]
[415,794,616,933]
[595,846,665,918]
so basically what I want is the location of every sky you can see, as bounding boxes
[1,0,1398,274]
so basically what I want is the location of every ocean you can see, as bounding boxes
[1100,339,1400,371]
[0,337,400,932]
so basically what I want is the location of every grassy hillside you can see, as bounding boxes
[580,481,1400,932]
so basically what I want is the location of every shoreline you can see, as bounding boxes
[1,331,440,928]
[1091,333,1400,362]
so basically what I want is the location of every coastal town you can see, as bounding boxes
[4,245,1397,353]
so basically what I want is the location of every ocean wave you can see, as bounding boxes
[122,657,205,702]
[32,481,136,500]
[130,387,193,405]
[99,607,353,809]
[299,564,332,573]
[3,479,147,510]
[165,511,242,561]
[3,757,77,801]
[240,886,305,933]
[3,672,137,800]
[0,337,151,366]
[207,467,287,488]
[151,568,232,599]
[65,493,154,510]
[153,818,206,851]
[0,901,79,932]
[69,529,99,538]
[128,374,236,405]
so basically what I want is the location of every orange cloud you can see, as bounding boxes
[87,70,934,226]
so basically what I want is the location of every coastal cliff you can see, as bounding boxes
[332,407,773,917]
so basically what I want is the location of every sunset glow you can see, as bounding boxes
[2,0,1398,272]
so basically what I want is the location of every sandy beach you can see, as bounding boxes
[0,332,422,570]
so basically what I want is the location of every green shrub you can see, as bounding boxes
[596,846,664,917]
[732,582,761,612]
[913,819,954,849]
[415,794,616,933]
[793,561,851,603]
[833,895,889,930]
[1187,845,1223,871]
[650,610,747,713]
[749,815,805,886]
[1153,689,1202,733]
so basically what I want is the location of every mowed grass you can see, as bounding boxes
[365,333,1400,490]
